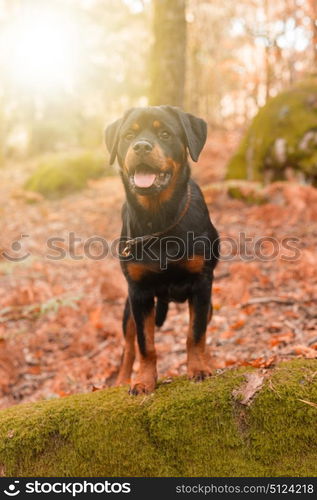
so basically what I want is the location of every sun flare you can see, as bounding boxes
[3,8,79,92]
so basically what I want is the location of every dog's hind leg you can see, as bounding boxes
[155,297,169,327]
[116,298,136,386]
[187,276,212,381]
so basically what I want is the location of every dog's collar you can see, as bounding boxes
[120,183,192,258]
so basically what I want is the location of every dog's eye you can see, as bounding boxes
[159,130,170,140]
[124,132,136,141]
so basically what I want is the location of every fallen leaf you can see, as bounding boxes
[232,372,265,406]
[231,319,245,330]
[57,390,69,398]
[235,337,248,345]
[225,358,237,366]
[243,305,256,315]
[27,365,41,375]
[285,311,299,319]
[269,331,294,347]
[220,330,235,339]
[293,345,317,358]
[248,356,275,368]
[89,306,104,329]
[161,378,173,384]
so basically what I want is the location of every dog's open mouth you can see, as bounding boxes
[131,164,171,192]
[134,167,156,188]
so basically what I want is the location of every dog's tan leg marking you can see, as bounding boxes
[187,303,211,381]
[130,309,157,395]
[116,315,136,386]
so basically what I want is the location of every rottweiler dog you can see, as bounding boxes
[105,106,219,394]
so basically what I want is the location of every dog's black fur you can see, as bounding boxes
[105,106,219,394]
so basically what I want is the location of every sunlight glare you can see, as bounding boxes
[4,9,79,92]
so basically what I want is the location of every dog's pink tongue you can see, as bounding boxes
[134,172,156,188]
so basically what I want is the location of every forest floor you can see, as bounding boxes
[0,131,316,408]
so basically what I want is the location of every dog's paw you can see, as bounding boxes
[115,376,131,387]
[188,368,211,382]
[129,380,156,395]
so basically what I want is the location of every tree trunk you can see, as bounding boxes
[308,0,317,68]
[0,359,317,477]
[149,0,187,107]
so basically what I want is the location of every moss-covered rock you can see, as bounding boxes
[0,359,317,477]
[24,151,109,198]
[227,80,317,184]
[202,181,267,205]
[226,181,267,205]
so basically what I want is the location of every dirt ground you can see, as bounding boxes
[0,131,316,408]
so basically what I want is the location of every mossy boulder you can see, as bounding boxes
[0,359,317,477]
[227,81,317,184]
[25,151,110,198]
[202,181,267,205]
[226,180,267,205]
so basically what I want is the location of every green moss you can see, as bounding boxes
[0,388,171,477]
[146,370,250,476]
[299,150,317,177]
[24,151,110,198]
[227,80,317,182]
[202,181,267,206]
[227,141,250,180]
[226,181,267,205]
[0,360,316,477]
[248,359,317,476]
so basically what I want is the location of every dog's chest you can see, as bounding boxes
[124,254,205,283]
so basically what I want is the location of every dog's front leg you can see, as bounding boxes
[128,289,157,395]
[187,275,212,381]
[116,298,136,386]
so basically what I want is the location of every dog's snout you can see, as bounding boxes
[133,140,153,155]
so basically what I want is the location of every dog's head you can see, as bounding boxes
[105,106,207,196]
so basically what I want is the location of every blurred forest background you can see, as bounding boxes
[1,0,316,159]
[0,0,316,408]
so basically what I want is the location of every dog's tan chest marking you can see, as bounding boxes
[178,255,205,273]
[126,262,160,281]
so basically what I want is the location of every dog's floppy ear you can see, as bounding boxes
[165,106,207,162]
[105,117,123,166]
[105,108,134,165]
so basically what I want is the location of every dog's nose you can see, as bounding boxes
[133,140,153,155]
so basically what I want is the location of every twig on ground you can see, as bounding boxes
[87,340,109,359]
[241,296,296,307]
[298,399,317,409]
[241,297,317,308]
[214,271,230,280]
